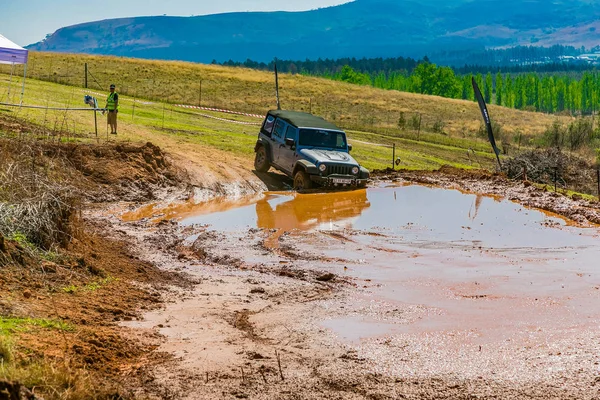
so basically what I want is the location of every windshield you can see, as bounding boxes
[298,129,347,150]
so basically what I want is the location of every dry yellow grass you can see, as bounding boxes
[1,51,572,142]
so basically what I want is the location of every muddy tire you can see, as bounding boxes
[294,170,313,190]
[254,146,270,172]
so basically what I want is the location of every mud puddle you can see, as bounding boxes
[122,183,600,394]
[125,184,600,339]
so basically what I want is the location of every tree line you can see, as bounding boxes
[218,56,420,76]
[217,47,600,115]
[217,45,596,76]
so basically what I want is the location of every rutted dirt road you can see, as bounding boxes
[3,115,600,399]
[103,158,600,399]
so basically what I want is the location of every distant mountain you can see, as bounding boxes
[27,0,600,63]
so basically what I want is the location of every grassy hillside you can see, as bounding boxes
[0,52,574,172]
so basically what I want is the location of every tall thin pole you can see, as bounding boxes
[275,63,281,110]
[85,63,88,89]
[597,169,600,200]
[94,109,98,140]
[198,79,202,107]
[20,63,27,105]
[7,63,15,101]
[392,143,396,170]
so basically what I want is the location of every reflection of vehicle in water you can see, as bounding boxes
[256,189,370,231]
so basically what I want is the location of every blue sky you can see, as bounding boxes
[2,0,351,47]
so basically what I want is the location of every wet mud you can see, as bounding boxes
[115,171,600,399]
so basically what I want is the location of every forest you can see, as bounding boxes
[219,45,600,115]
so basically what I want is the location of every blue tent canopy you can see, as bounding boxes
[0,34,29,104]
[0,34,28,65]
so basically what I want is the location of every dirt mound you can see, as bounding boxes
[46,141,186,202]
[0,133,192,398]
[0,234,36,268]
[504,148,598,195]
[0,222,190,398]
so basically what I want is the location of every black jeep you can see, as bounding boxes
[253,110,369,190]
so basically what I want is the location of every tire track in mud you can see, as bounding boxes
[105,159,600,399]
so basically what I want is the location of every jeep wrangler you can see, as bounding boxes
[253,110,369,190]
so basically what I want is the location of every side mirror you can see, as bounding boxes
[347,143,353,152]
[285,138,295,147]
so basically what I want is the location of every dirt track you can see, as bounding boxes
[105,163,600,399]
[2,126,600,399]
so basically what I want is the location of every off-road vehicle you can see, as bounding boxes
[253,110,369,190]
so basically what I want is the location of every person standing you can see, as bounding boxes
[105,84,119,135]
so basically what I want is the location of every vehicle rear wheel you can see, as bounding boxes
[293,170,313,190]
[254,146,270,172]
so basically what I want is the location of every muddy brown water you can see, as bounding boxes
[124,184,600,369]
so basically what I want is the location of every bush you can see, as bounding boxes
[432,119,446,134]
[0,141,79,250]
[397,112,406,129]
[410,114,421,130]
[477,121,503,142]
[540,120,567,148]
[567,118,596,150]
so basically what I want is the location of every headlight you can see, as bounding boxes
[319,164,327,172]
[352,166,359,175]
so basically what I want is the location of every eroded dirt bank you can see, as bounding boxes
[0,133,266,399]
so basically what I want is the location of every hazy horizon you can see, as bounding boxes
[1,0,352,47]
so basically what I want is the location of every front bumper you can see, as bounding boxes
[310,174,368,187]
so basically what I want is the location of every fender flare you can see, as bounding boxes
[359,166,370,179]
[254,138,273,162]
[293,159,319,176]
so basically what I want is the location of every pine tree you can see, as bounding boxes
[484,72,493,103]
[495,73,503,106]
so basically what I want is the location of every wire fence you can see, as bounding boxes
[1,62,600,199]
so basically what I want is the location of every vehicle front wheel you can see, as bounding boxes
[254,146,270,172]
[293,170,313,190]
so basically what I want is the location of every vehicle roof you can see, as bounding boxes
[267,110,341,131]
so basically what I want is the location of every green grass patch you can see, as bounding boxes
[0,57,546,172]
[62,276,117,294]
[0,317,74,336]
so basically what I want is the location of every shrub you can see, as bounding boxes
[432,119,446,134]
[540,120,567,148]
[397,112,406,129]
[0,141,79,250]
[410,114,421,130]
[567,118,596,150]
[477,121,503,142]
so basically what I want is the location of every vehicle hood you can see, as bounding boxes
[299,148,358,165]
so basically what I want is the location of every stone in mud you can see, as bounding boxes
[250,287,266,294]
[316,273,335,282]
[0,381,39,400]
[40,261,58,273]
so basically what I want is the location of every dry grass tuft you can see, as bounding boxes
[0,140,80,251]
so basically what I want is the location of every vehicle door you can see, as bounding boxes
[270,118,287,170]
[260,114,277,158]
[278,125,298,174]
